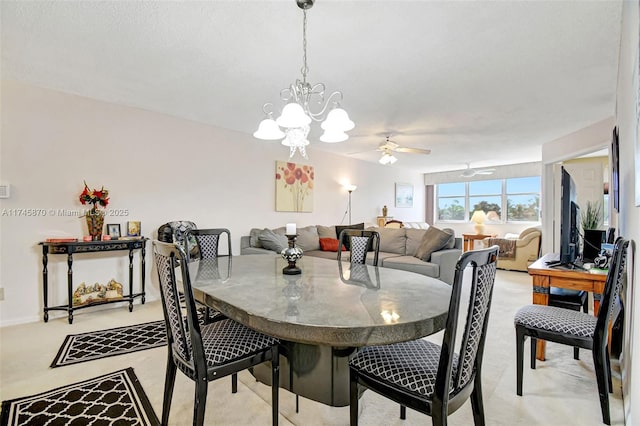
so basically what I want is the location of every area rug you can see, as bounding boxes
[0,368,159,426]
[51,320,167,368]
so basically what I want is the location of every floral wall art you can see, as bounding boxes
[275,161,314,212]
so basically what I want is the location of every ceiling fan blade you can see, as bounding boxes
[476,168,496,174]
[461,170,476,177]
[395,147,431,155]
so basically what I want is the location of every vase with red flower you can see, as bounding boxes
[79,181,109,241]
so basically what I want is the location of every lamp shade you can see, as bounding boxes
[321,107,355,132]
[471,210,487,224]
[379,152,397,165]
[276,103,312,128]
[343,184,357,192]
[320,129,348,143]
[253,118,285,140]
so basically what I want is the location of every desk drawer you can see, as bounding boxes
[548,276,594,292]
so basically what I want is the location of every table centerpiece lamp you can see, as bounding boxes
[470,210,487,234]
[282,223,303,275]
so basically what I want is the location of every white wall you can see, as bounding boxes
[0,80,426,326]
[615,2,640,424]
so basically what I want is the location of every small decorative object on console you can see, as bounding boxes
[281,229,303,275]
[79,181,109,241]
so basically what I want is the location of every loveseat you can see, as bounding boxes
[240,224,462,285]
[485,226,541,272]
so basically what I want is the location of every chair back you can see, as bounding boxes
[384,220,403,228]
[337,229,380,266]
[593,237,628,350]
[189,228,232,260]
[153,240,205,378]
[338,261,381,289]
[157,221,198,261]
[434,245,499,406]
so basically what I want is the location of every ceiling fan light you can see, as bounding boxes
[321,108,355,132]
[379,152,397,165]
[320,129,348,143]
[276,103,312,128]
[253,118,285,140]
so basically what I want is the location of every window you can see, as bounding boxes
[436,176,541,223]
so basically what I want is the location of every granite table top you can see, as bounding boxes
[189,254,452,347]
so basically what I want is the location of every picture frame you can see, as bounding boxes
[275,161,314,212]
[107,223,121,239]
[395,183,414,208]
[611,126,620,211]
[127,221,141,237]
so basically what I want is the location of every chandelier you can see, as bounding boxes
[253,0,354,159]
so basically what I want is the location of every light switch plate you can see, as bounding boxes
[0,184,10,198]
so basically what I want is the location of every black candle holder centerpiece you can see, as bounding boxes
[281,234,303,275]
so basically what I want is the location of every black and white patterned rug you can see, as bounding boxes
[51,320,167,368]
[0,368,159,426]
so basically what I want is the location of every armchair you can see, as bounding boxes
[486,227,541,272]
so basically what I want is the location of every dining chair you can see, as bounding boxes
[152,240,280,426]
[349,245,499,426]
[337,229,380,266]
[548,287,589,359]
[188,228,231,324]
[514,237,628,425]
[338,261,381,289]
[157,220,199,261]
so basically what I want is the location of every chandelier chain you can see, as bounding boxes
[301,9,308,83]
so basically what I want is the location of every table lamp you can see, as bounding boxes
[471,210,487,234]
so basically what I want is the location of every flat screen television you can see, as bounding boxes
[558,166,581,265]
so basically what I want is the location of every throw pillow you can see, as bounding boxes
[414,226,453,262]
[258,228,288,253]
[441,228,456,249]
[296,226,320,251]
[317,225,337,239]
[319,238,344,252]
[335,223,365,250]
[249,228,263,248]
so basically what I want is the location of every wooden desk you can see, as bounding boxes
[462,233,496,251]
[527,253,607,360]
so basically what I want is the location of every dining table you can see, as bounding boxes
[189,254,452,407]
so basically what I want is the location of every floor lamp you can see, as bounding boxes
[344,184,357,225]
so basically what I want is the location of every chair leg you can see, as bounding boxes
[470,378,486,426]
[593,346,611,425]
[516,326,525,396]
[232,373,238,394]
[272,346,280,426]
[574,347,580,360]
[193,377,208,426]
[606,350,613,394]
[162,353,177,425]
[400,405,406,420]
[350,370,359,426]
[296,395,299,413]
[530,336,537,370]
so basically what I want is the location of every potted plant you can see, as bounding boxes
[581,200,605,262]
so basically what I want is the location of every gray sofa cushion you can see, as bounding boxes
[406,228,427,256]
[442,228,456,249]
[297,226,320,251]
[258,228,288,253]
[317,225,337,239]
[374,228,406,255]
[382,256,440,277]
[414,226,453,261]
[305,250,339,260]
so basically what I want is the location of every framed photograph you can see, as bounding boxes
[611,127,620,211]
[127,221,141,237]
[107,224,121,239]
[395,183,414,208]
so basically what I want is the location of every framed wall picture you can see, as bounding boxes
[107,224,121,239]
[127,221,141,237]
[395,183,414,208]
[611,127,620,211]
[275,161,314,212]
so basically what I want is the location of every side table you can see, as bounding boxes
[462,233,496,252]
[39,238,147,324]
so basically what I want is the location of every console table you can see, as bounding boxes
[39,238,147,324]
[462,233,496,251]
[528,253,607,360]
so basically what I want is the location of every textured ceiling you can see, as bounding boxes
[0,1,622,173]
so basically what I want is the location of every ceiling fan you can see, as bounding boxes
[460,163,496,177]
[377,137,431,165]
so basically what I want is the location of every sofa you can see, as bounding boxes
[485,226,541,272]
[240,224,462,285]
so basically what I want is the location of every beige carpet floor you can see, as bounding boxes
[0,269,625,425]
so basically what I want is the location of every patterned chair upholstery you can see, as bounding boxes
[337,230,380,266]
[152,240,280,426]
[157,221,199,261]
[349,245,499,425]
[514,237,629,426]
